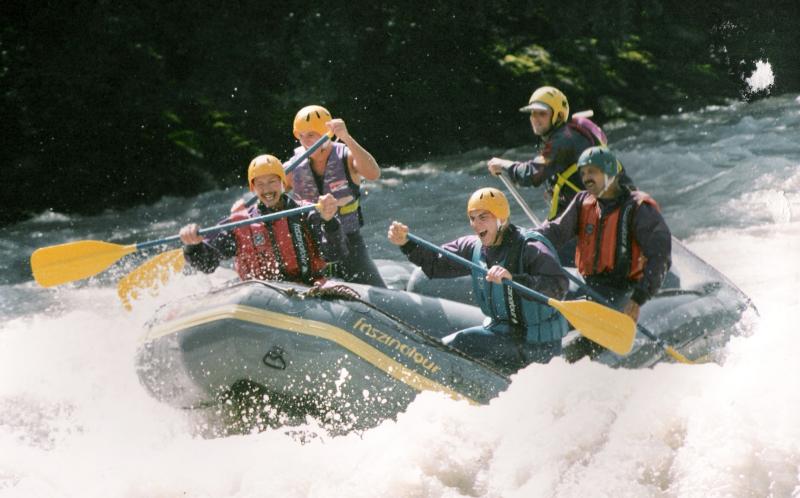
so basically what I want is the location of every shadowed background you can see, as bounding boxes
[2,0,798,226]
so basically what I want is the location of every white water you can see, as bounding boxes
[2,95,800,497]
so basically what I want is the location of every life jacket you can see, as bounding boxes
[470,229,569,343]
[546,115,608,220]
[576,191,659,282]
[287,141,363,234]
[230,200,328,284]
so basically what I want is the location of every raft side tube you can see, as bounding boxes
[137,281,510,429]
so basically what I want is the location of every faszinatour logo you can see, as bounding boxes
[352,317,441,373]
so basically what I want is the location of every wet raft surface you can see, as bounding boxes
[137,238,754,431]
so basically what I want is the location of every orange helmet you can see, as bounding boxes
[467,187,510,222]
[293,105,332,139]
[247,154,286,191]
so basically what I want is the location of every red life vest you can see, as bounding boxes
[576,191,660,282]
[230,206,328,284]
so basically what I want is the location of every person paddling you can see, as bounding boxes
[388,188,569,374]
[487,86,610,219]
[285,105,387,287]
[536,146,672,325]
[180,154,346,284]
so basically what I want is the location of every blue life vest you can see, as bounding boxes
[287,142,363,234]
[470,230,569,343]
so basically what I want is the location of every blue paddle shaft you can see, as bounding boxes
[285,133,331,174]
[134,134,331,252]
[211,134,331,223]
[136,204,317,251]
[406,232,549,306]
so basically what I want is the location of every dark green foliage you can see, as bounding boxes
[2,1,797,225]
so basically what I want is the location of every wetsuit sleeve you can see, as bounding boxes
[506,126,592,187]
[182,231,237,274]
[307,212,347,263]
[538,129,591,180]
[535,193,582,250]
[630,204,672,305]
[400,236,474,279]
[512,241,569,300]
[507,159,547,187]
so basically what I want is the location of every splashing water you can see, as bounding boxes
[747,60,776,93]
[2,95,800,497]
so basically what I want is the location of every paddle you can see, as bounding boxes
[115,132,334,306]
[31,203,323,288]
[406,232,636,355]
[559,270,694,364]
[495,168,694,364]
[499,170,543,226]
[115,197,257,309]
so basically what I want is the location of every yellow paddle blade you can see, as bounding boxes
[117,249,185,310]
[548,298,636,355]
[31,240,136,288]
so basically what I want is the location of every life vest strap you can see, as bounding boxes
[548,163,582,219]
[338,198,360,215]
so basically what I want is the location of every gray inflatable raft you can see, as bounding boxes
[136,238,754,431]
[136,280,509,431]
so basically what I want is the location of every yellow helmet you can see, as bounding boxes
[293,105,332,139]
[519,86,569,126]
[247,154,286,191]
[467,187,510,222]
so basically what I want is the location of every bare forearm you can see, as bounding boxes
[344,137,381,180]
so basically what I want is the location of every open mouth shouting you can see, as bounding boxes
[260,191,279,204]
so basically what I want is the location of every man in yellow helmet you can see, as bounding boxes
[487,86,607,224]
[285,104,386,287]
[387,188,568,373]
[179,154,345,284]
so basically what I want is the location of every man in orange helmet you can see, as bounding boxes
[286,105,386,287]
[180,154,345,284]
[388,188,568,373]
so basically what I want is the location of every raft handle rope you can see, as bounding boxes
[302,281,362,301]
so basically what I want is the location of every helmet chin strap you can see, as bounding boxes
[491,219,506,245]
[598,174,615,198]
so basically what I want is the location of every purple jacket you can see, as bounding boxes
[400,224,568,300]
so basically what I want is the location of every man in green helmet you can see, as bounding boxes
[536,146,671,324]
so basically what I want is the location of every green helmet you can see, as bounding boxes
[577,146,622,178]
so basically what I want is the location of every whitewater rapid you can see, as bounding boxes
[1,95,799,497]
